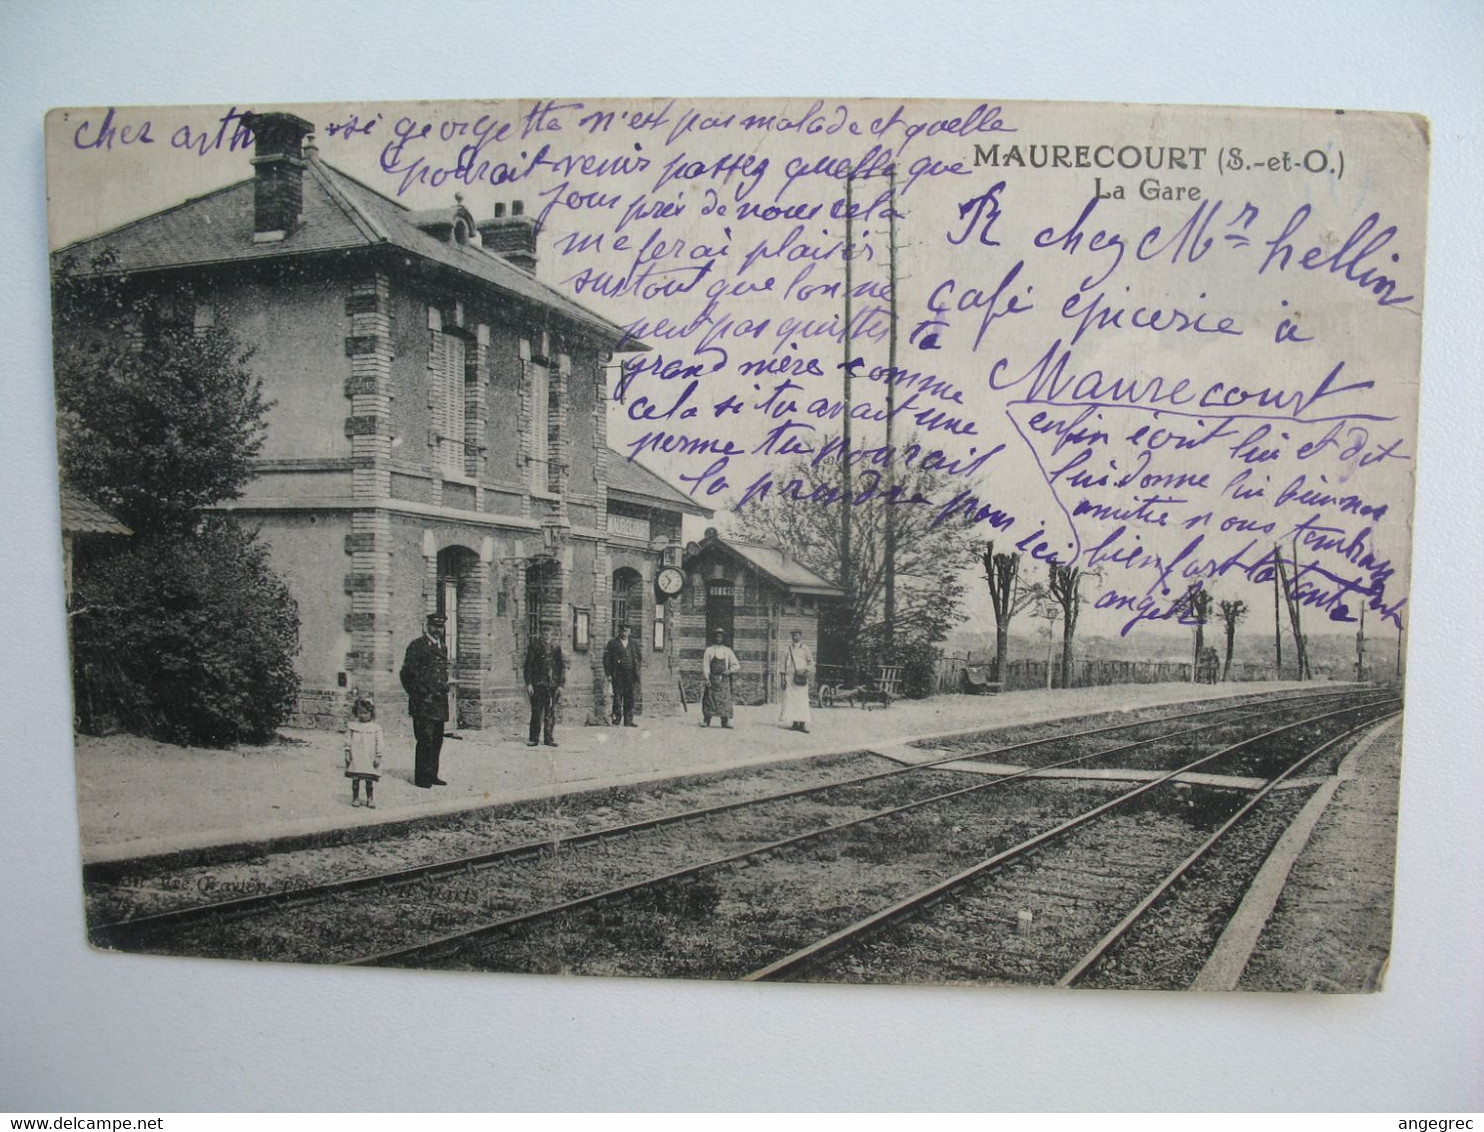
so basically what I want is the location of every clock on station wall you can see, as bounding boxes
[655,566,685,599]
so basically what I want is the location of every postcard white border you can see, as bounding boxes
[2,0,1480,1112]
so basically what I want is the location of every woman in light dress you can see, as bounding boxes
[778,629,813,733]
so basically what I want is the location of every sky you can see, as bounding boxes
[44,96,1426,653]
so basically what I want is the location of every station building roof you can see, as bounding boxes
[606,451,714,519]
[53,140,643,352]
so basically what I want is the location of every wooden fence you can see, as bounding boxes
[934,651,1284,694]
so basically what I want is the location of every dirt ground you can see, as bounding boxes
[73,680,1314,863]
[1236,717,1402,991]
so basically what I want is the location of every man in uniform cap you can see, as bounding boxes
[603,623,642,727]
[400,613,450,787]
[523,621,567,747]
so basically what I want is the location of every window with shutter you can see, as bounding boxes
[528,352,549,493]
[428,307,470,478]
[435,332,466,476]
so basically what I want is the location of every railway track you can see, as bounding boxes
[752,703,1398,985]
[88,688,1393,983]
[89,687,1353,937]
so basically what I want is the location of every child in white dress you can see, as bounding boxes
[344,696,384,808]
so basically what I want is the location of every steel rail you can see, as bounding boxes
[350,693,1394,969]
[1054,710,1401,987]
[89,686,1370,946]
[741,696,1400,981]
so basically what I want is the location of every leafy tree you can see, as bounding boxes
[70,519,300,745]
[838,623,942,699]
[731,450,980,679]
[53,252,269,535]
[54,251,300,744]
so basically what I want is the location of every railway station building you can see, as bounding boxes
[676,530,845,706]
[55,112,711,732]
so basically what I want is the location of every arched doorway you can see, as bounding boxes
[610,566,645,716]
[524,557,563,642]
[611,567,643,633]
[706,579,735,645]
[436,544,483,726]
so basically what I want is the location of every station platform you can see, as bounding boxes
[74,680,1320,867]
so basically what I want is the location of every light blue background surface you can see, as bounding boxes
[2,0,1479,1111]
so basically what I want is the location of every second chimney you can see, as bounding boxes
[246,111,314,242]
[477,200,538,273]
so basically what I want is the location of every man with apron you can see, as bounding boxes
[700,628,740,728]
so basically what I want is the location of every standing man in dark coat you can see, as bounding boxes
[523,621,566,747]
[603,623,642,727]
[400,613,450,788]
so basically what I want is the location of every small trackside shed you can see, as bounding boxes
[675,529,844,706]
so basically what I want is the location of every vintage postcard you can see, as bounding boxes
[47,98,1424,989]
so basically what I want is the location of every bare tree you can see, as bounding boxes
[980,541,1040,683]
[1218,598,1249,680]
[1176,583,1214,682]
[1047,563,1083,688]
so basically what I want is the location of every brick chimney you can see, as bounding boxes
[477,200,538,272]
[246,112,314,243]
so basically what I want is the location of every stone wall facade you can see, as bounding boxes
[211,257,691,733]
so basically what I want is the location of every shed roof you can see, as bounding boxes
[53,154,644,351]
[59,485,131,536]
[686,536,845,598]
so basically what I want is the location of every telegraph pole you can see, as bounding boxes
[1275,540,1310,682]
[840,173,853,599]
[884,164,898,648]
[1273,545,1283,677]
[1291,536,1309,680]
